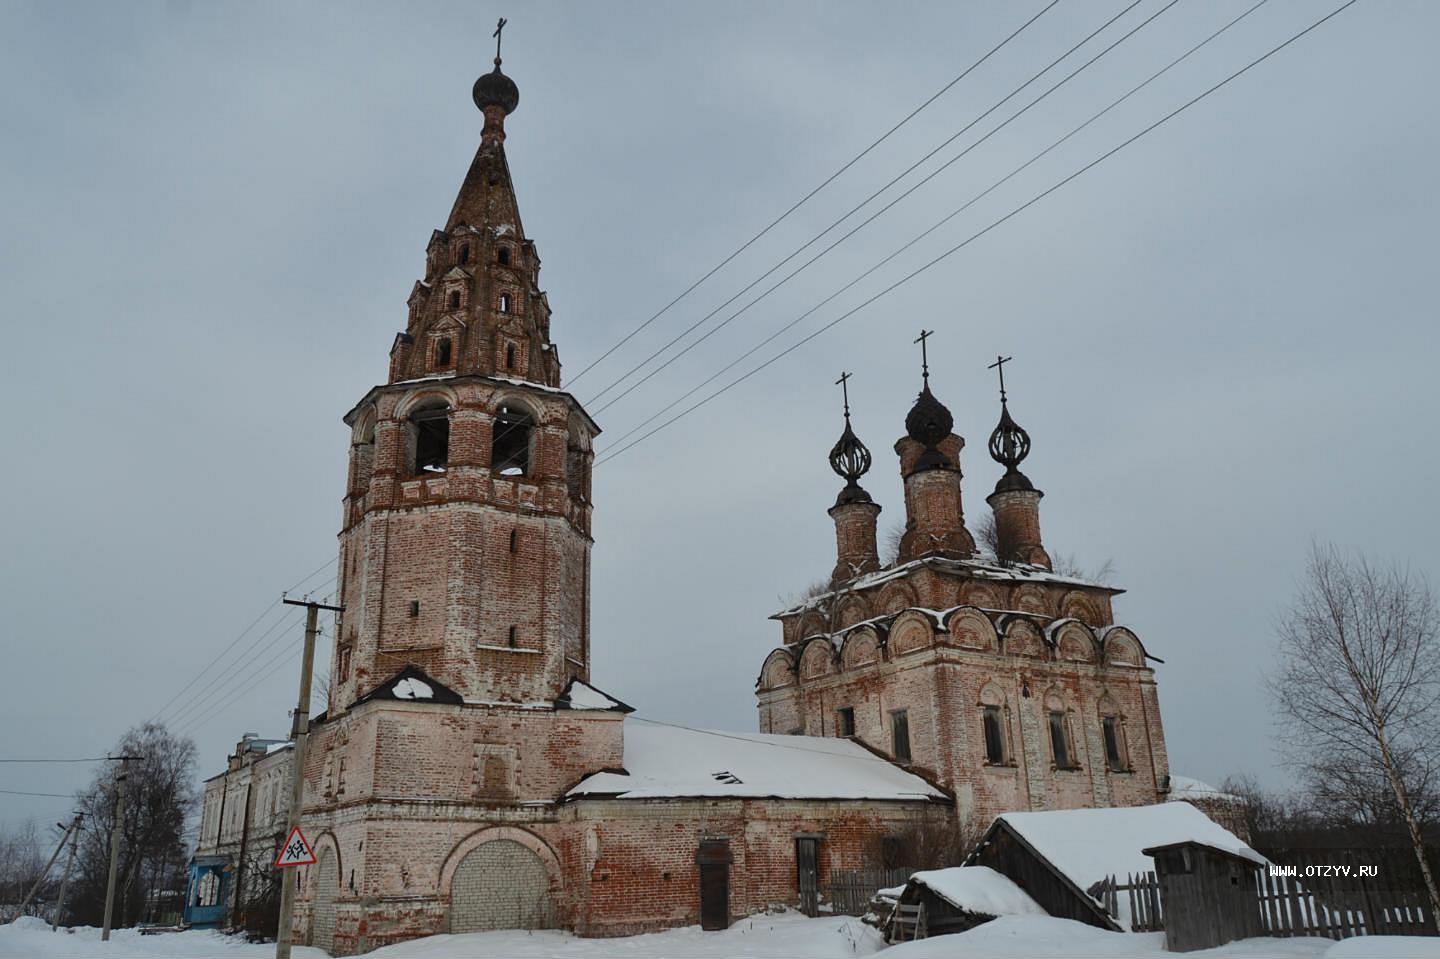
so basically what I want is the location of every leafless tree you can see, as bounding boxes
[0,819,50,919]
[1269,543,1440,929]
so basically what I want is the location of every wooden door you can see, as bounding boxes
[796,838,819,916]
[700,864,729,930]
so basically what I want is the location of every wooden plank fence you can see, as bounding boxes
[1088,873,1164,932]
[1089,869,1436,941]
[827,866,914,917]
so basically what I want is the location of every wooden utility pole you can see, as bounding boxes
[101,755,141,940]
[15,813,80,917]
[51,813,83,931]
[276,596,342,959]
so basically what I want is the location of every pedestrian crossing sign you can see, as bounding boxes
[275,825,317,868]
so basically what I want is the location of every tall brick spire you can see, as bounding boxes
[389,37,560,389]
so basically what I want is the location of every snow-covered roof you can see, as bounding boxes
[555,678,632,713]
[907,866,1047,918]
[774,556,1122,619]
[986,803,1264,931]
[1167,774,1241,803]
[567,723,947,802]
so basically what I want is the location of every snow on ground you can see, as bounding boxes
[4,914,1433,959]
[904,865,1046,917]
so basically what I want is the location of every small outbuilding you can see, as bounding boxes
[1142,839,1265,952]
[885,865,1047,941]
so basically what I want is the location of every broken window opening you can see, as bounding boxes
[1049,711,1074,769]
[982,705,1006,765]
[836,707,855,738]
[498,293,511,314]
[408,600,420,618]
[436,338,452,367]
[458,244,470,265]
[508,625,518,648]
[411,404,450,475]
[448,289,461,310]
[505,343,517,370]
[1102,715,1127,772]
[509,528,518,553]
[497,246,510,265]
[492,403,533,477]
[890,709,911,763]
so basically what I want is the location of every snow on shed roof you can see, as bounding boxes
[907,866,1047,918]
[989,803,1264,931]
[567,723,947,802]
[1167,774,1241,803]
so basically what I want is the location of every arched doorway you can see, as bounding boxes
[310,848,337,952]
[450,839,554,932]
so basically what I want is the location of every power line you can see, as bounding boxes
[157,604,308,728]
[562,0,1061,389]
[595,0,1361,468]
[0,789,75,799]
[0,758,109,764]
[598,0,1274,454]
[581,0,1148,410]
[588,0,1182,420]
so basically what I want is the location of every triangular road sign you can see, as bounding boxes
[274,825,317,868]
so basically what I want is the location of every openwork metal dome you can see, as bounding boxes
[829,373,874,506]
[988,401,1035,492]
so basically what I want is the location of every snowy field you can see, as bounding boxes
[3,914,1438,959]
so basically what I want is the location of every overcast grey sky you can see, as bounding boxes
[2,0,1437,828]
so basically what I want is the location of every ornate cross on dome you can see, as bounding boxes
[493,17,508,62]
[988,354,1012,403]
[835,370,853,420]
[914,329,934,384]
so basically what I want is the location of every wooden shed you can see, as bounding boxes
[965,818,1120,931]
[885,865,1048,941]
[1142,839,1264,952]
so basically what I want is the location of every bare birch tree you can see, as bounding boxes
[1270,543,1440,929]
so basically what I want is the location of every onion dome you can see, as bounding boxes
[473,60,520,115]
[906,384,954,471]
[829,373,874,506]
[988,399,1035,492]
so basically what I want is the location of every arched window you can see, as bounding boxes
[448,290,461,310]
[458,244,470,265]
[498,293,511,314]
[436,338,452,367]
[505,343,517,370]
[411,403,450,474]
[979,684,1010,766]
[497,246,510,265]
[492,403,533,476]
[1045,692,1078,770]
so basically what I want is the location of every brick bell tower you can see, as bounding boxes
[328,46,598,713]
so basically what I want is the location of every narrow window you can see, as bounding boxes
[338,645,352,681]
[497,246,510,265]
[836,707,855,738]
[498,293,511,314]
[1049,711,1073,768]
[890,709,911,763]
[458,244,470,265]
[436,338,452,367]
[411,405,450,474]
[982,705,1006,764]
[505,343,516,370]
[508,625,518,648]
[448,290,461,310]
[1103,716,1126,772]
[408,600,420,618]
[492,403,533,476]
[509,528,518,553]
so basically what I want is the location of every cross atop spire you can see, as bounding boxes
[914,330,934,384]
[988,354,1012,403]
[493,17,508,64]
[835,371,853,421]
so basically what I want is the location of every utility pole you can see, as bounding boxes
[16,813,80,917]
[101,755,141,941]
[276,596,342,959]
[51,813,83,931]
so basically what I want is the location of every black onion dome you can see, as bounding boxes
[829,419,874,507]
[988,401,1037,493]
[905,384,953,447]
[473,61,520,115]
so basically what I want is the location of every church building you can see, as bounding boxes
[193,40,1179,956]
